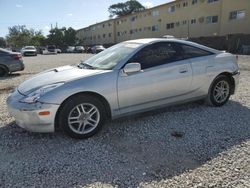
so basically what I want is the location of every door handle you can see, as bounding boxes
[179,68,188,73]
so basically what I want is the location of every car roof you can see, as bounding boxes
[125,38,221,54]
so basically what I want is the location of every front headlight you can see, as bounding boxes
[20,83,64,103]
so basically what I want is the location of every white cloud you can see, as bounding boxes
[67,13,73,16]
[44,26,50,30]
[143,2,153,8]
[15,4,23,8]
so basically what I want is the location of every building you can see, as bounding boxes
[76,0,250,46]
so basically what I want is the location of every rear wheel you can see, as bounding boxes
[0,66,8,77]
[207,75,231,107]
[58,95,106,139]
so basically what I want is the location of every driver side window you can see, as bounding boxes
[127,42,181,69]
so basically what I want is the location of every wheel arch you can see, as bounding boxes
[0,64,9,71]
[0,64,9,75]
[55,91,112,131]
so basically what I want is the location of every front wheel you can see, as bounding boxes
[58,95,106,139]
[206,75,231,107]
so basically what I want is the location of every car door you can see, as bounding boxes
[179,44,216,95]
[117,42,193,114]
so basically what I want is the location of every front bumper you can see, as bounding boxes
[6,89,59,133]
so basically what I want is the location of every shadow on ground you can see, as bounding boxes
[0,101,249,187]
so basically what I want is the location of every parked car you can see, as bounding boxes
[42,45,57,55]
[91,45,105,54]
[0,48,24,77]
[21,46,37,56]
[75,46,85,53]
[7,38,240,139]
[56,49,62,53]
[85,46,92,53]
[66,46,75,53]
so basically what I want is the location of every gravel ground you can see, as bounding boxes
[0,54,249,188]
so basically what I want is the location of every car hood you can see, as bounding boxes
[18,65,105,95]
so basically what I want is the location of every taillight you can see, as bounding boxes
[11,54,22,60]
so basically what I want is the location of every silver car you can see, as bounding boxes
[7,38,240,139]
[0,48,24,77]
[21,46,37,56]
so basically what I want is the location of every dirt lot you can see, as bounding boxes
[0,54,249,187]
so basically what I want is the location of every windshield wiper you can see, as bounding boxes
[78,62,96,70]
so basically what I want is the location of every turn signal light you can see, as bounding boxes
[38,111,50,116]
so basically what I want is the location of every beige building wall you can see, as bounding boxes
[220,0,250,35]
[76,20,115,46]
[76,0,250,46]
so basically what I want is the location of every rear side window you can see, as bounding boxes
[180,44,213,59]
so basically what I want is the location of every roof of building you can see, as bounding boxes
[77,0,183,31]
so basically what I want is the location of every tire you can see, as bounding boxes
[0,66,8,77]
[206,75,231,107]
[58,95,106,139]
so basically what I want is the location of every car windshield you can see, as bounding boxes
[25,47,35,50]
[81,42,141,70]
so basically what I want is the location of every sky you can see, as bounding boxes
[0,0,173,37]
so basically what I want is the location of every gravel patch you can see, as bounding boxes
[0,54,249,188]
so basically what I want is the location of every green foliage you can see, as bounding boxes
[0,37,6,48]
[109,0,145,18]
[5,25,76,48]
[6,25,45,48]
[46,27,76,47]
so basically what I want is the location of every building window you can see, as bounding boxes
[109,33,112,37]
[139,28,142,32]
[98,35,101,39]
[183,2,188,7]
[166,23,175,29]
[152,25,159,31]
[117,32,120,36]
[208,0,218,3]
[192,0,198,5]
[152,10,160,16]
[182,20,187,25]
[176,22,180,27]
[191,19,196,24]
[206,15,219,23]
[176,4,181,8]
[103,34,106,38]
[130,16,136,22]
[168,6,175,13]
[108,23,112,27]
[229,10,246,20]
[103,24,105,28]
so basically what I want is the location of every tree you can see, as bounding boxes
[46,28,64,47]
[46,27,76,48]
[64,27,76,46]
[6,25,45,48]
[0,37,6,48]
[108,0,145,18]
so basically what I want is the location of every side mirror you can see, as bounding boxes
[123,63,141,74]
